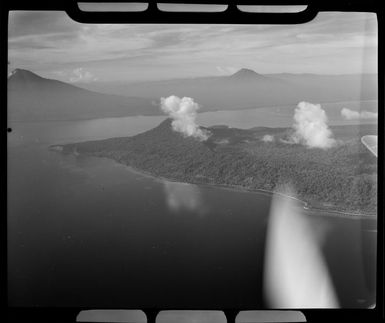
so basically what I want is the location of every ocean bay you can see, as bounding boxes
[8,106,376,308]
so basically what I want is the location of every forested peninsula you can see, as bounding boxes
[55,119,377,215]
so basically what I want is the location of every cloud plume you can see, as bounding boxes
[341,108,377,120]
[290,102,336,149]
[160,95,211,141]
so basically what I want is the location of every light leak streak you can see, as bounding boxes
[263,186,339,308]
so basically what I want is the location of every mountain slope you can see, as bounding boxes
[8,69,158,121]
[82,69,377,111]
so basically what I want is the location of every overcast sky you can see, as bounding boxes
[8,10,377,83]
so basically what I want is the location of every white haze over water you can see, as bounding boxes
[160,95,211,141]
[290,102,337,149]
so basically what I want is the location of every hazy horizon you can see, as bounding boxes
[8,11,377,84]
[8,66,378,86]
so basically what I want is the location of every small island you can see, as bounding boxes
[54,119,377,216]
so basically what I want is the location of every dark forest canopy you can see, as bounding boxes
[57,120,377,215]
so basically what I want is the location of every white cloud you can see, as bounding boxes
[290,101,336,149]
[160,95,211,141]
[341,107,377,120]
[69,67,98,83]
[262,134,275,142]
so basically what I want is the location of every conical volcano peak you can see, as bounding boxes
[230,68,262,79]
[8,68,45,82]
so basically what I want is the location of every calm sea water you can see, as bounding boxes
[7,107,377,308]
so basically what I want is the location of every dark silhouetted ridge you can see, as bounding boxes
[8,68,158,121]
[8,68,85,93]
[8,68,45,83]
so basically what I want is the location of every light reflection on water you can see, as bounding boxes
[163,181,207,216]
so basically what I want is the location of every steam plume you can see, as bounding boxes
[160,95,211,141]
[341,108,377,120]
[290,102,336,149]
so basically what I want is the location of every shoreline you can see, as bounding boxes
[93,154,377,219]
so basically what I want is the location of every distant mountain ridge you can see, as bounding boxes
[8,68,378,121]
[81,68,378,111]
[8,69,158,121]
